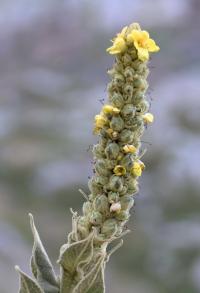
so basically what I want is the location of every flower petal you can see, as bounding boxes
[137,48,149,61]
[146,38,160,52]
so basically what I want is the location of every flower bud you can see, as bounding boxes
[88,177,103,196]
[143,112,154,124]
[120,195,134,211]
[125,176,138,190]
[110,116,124,132]
[109,175,124,192]
[115,210,130,221]
[109,92,124,109]
[110,202,121,213]
[122,54,132,66]
[119,129,134,143]
[121,104,136,119]
[123,144,137,154]
[113,73,125,87]
[132,91,144,105]
[77,216,90,238]
[123,84,133,103]
[94,175,109,186]
[95,159,112,176]
[124,66,135,81]
[120,154,133,171]
[136,100,149,114]
[105,142,120,160]
[101,218,118,237]
[102,104,120,115]
[94,194,110,215]
[89,211,103,226]
[82,201,92,216]
[119,185,128,196]
[93,144,105,159]
[132,76,146,89]
[108,191,119,203]
[106,128,119,140]
[130,161,143,177]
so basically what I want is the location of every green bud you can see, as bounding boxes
[101,218,118,237]
[120,154,133,171]
[122,54,132,66]
[109,175,124,192]
[108,191,119,203]
[82,201,92,216]
[119,185,128,196]
[77,216,90,237]
[93,144,105,159]
[110,116,124,132]
[121,103,136,120]
[125,176,137,190]
[113,73,125,87]
[132,91,144,105]
[115,210,130,221]
[94,195,110,215]
[120,195,134,211]
[94,175,109,186]
[123,84,133,103]
[95,159,112,176]
[89,211,103,226]
[119,129,134,144]
[124,66,135,81]
[125,116,143,131]
[109,92,124,109]
[136,100,149,114]
[132,59,143,70]
[105,142,120,160]
[88,177,103,196]
[132,76,146,89]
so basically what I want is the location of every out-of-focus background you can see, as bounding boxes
[0,0,200,292]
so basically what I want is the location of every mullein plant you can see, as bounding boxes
[15,23,159,293]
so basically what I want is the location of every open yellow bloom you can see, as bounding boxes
[131,162,143,177]
[113,165,126,176]
[143,112,154,124]
[127,30,160,61]
[123,144,137,154]
[106,26,128,55]
[102,104,120,114]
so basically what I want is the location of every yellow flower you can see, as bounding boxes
[113,165,126,176]
[131,162,142,177]
[127,30,160,61]
[138,160,145,171]
[102,104,120,115]
[143,112,154,124]
[93,114,107,134]
[123,144,137,154]
[95,114,107,127]
[106,26,128,55]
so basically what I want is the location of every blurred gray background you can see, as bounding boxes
[0,0,200,292]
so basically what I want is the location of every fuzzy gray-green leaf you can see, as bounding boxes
[29,214,59,293]
[15,266,43,293]
[59,231,94,293]
[58,231,94,275]
[72,256,105,293]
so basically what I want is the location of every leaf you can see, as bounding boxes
[29,214,59,293]
[58,231,94,293]
[15,266,43,293]
[72,256,105,293]
[58,231,94,275]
